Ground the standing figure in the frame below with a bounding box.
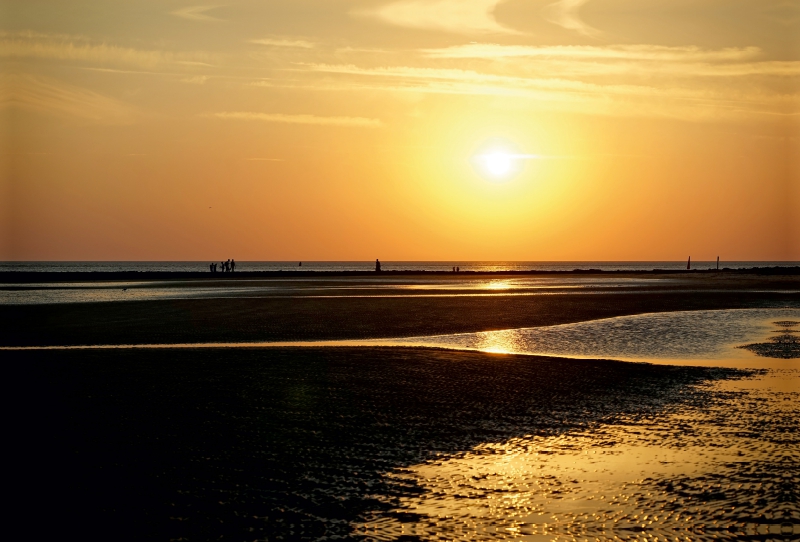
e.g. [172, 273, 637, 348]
[375, 259, 381, 272]
[231, 259, 236, 272]
[687, 257, 691, 270]
[221, 261, 226, 273]
[210, 263, 214, 273]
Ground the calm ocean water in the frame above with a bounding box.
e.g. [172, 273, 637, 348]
[1, 260, 797, 273]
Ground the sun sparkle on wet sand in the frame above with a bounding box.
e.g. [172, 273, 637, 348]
[4, 273, 800, 540]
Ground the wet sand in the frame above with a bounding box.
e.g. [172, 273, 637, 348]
[4, 273, 800, 347]
[6, 347, 760, 541]
[5, 273, 799, 540]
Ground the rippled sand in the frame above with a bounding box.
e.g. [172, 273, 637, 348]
[356, 370, 799, 540]
[6, 275, 800, 540]
[11, 347, 783, 541]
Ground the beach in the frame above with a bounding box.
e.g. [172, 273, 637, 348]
[4, 271, 800, 540]
[4, 272, 800, 347]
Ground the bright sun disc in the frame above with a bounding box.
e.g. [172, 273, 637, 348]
[484, 152, 512, 177]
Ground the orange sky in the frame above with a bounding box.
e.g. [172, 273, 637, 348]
[2, 0, 799, 260]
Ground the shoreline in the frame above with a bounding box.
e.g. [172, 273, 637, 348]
[2, 265, 800, 283]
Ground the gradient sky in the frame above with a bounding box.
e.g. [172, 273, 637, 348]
[2, 0, 799, 261]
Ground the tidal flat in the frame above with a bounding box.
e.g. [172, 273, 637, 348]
[4, 272, 800, 540]
[12, 347, 790, 541]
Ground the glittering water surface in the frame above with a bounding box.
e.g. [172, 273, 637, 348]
[355, 371, 799, 540]
[380, 308, 800, 368]
[0, 276, 670, 304]
[348, 310, 800, 540]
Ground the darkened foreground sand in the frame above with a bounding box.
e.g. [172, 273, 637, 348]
[5, 275, 800, 346]
[7, 347, 754, 541]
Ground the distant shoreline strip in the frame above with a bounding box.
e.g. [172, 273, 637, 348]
[1, 266, 799, 283]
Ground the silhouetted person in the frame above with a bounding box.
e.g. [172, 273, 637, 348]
[210, 263, 214, 273]
[456, 266, 459, 272]
[231, 259, 236, 272]
[375, 259, 381, 272]
[221, 261, 226, 273]
[299, 262, 302, 267]
[453, 266, 455, 272]
[687, 257, 691, 270]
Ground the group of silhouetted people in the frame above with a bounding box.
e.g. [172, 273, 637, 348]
[210, 259, 236, 273]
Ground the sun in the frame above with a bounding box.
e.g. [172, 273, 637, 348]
[485, 152, 514, 177]
[471, 139, 532, 182]
[473, 149, 522, 181]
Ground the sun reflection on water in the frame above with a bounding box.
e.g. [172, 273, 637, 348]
[385, 308, 800, 368]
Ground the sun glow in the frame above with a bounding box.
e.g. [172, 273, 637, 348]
[484, 152, 513, 177]
[472, 139, 537, 182]
[475, 149, 518, 181]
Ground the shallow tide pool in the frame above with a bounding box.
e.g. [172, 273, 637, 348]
[376, 308, 800, 369]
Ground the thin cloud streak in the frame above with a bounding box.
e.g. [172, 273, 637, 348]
[213, 111, 383, 127]
[2, 74, 135, 123]
[543, 0, 602, 38]
[355, 0, 520, 35]
[0, 34, 214, 68]
[421, 45, 800, 77]
[290, 63, 797, 119]
[170, 6, 223, 22]
[250, 38, 315, 48]
[300, 63, 693, 94]
[424, 44, 763, 61]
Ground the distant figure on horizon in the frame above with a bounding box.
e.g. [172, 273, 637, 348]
[210, 263, 214, 273]
[453, 267, 455, 272]
[299, 262, 302, 267]
[456, 266, 459, 272]
[221, 261, 226, 273]
[376, 259, 381, 272]
[717, 256, 720, 270]
[231, 259, 236, 272]
[687, 257, 691, 270]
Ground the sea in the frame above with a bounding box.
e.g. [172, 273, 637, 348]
[1, 260, 797, 273]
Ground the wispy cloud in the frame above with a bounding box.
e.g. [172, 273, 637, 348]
[300, 63, 666, 97]
[182, 75, 208, 84]
[212, 111, 383, 127]
[543, 0, 602, 38]
[419, 44, 800, 77]
[0, 32, 213, 68]
[424, 44, 762, 62]
[289, 62, 798, 120]
[249, 38, 315, 48]
[1, 74, 135, 123]
[355, 0, 520, 35]
[170, 5, 223, 22]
